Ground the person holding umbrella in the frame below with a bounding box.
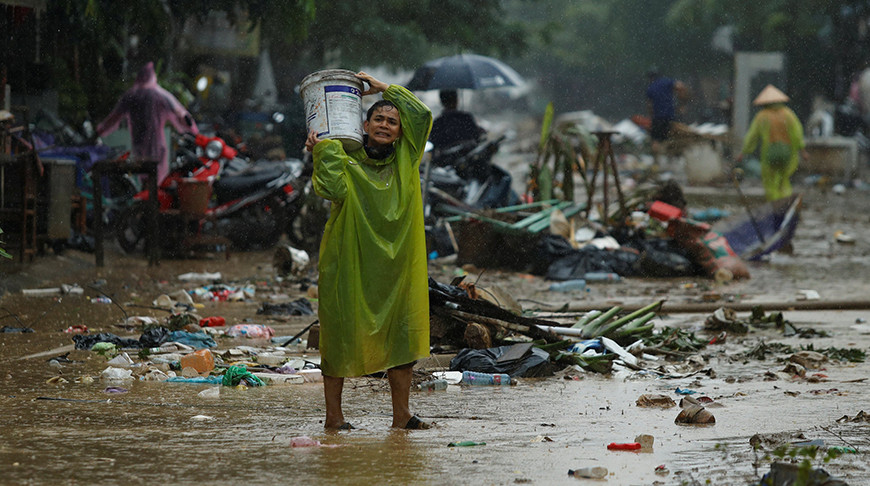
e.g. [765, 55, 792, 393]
[428, 89, 486, 149]
[736, 84, 808, 201]
[305, 72, 433, 430]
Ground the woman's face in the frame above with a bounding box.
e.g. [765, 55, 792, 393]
[364, 106, 401, 147]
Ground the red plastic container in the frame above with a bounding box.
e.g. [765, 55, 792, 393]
[648, 200, 683, 222]
[607, 442, 642, 451]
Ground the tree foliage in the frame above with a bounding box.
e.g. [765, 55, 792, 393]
[36, 0, 528, 123]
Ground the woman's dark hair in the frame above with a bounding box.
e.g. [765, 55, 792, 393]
[366, 100, 399, 121]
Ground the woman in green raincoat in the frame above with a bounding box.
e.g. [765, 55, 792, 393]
[736, 84, 808, 201]
[305, 72, 432, 430]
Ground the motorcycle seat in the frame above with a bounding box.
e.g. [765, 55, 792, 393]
[213, 169, 285, 203]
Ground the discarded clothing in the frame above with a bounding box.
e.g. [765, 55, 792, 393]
[166, 331, 216, 349]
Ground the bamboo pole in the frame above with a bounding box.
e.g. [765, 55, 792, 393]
[530, 299, 870, 315]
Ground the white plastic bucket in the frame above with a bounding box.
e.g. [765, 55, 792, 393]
[300, 69, 364, 151]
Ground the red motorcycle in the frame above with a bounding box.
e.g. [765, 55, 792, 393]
[116, 132, 306, 255]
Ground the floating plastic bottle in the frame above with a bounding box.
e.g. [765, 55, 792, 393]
[568, 466, 608, 479]
[548, 279, 586, 292]
[90, 296, 112, 304]
[418, 379, 449, 391]
[583, 272, 621, 283]
[461, 370, 511, 386]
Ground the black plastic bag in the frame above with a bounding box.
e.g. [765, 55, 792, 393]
[449, 344, 555, 377]
[546, 246, 639, 281]
[72, 333, 141, 350]
[257, 298, 314, 316]
[139, 327, 171, 348]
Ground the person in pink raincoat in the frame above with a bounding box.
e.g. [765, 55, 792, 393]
[96, 62, 198, 183]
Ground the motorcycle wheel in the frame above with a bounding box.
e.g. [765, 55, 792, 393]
[115, 201, 147, 254]
[222, 199, 284, 250]
[286, 187, 329, 254]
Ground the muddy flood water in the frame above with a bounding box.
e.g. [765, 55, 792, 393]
[2, 184, 870, 485]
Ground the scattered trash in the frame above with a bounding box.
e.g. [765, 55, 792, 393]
[568, 466, 607, 479]
[106, 352, 135, 368]
[635, 434, 654, 451]
[199, 316, 226, 327]
[448, 441, 486, 447]
[257, 299, 314, 316]
[252, 373, 305, 385]
[461, 370, 512, 386]
[675, 404, 715, 424]
[198, 387, 220, 399]
[1, 326, 34, 333]
[226, 324, 275, 339]
[833, 230, 855, 244]
[583, 272, 621, 283]
[178, 272, 222, 282]
[654, 464, 669, 476]
[180, 349, 215, 374]
[63, 325, 88, 334]
[704, 307, 748, 334]
[273, 245, 310, 277]
[166, 376, 223, 384]
[607, 442, 641, 451]
[222, 365, 266, 387]
[291, 436, 322, 447]
[101, 367, 133, 381]
[796, 289, 821, 301]
[418, 379, 449, 391]
[636, 394, 676, 408]
[755, 462, 848, 486]
[828, 446, 857, 454]
[836, 410, 870, 423]
[103, 386, 128, 394]
[548, 279, 586, 292]
[90, 297, 112, 304]
[22, 287, 63, 297]
[675, 387, 697, 395]
[190, 415, 215, 421]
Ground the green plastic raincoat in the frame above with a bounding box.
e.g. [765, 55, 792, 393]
[312, 85, 432, 377]
[740, 103, 805, 201]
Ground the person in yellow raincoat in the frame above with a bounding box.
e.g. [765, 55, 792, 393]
[736, 84, 808, 201]
[305, 72, 432, 430]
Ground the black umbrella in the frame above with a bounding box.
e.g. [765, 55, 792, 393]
[406, 54, 525, 91]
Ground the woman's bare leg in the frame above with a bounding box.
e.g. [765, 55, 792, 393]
[323, 375, 346, 428]
[387, 363, 414, 428]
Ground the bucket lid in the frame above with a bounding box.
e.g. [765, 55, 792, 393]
[300, 69, 361, 88]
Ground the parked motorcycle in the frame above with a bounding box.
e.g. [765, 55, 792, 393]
[115, 132, 306, 255]
[423, 135, 518, 219]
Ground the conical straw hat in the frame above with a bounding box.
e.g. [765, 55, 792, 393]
[753, 84, 789, 106]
